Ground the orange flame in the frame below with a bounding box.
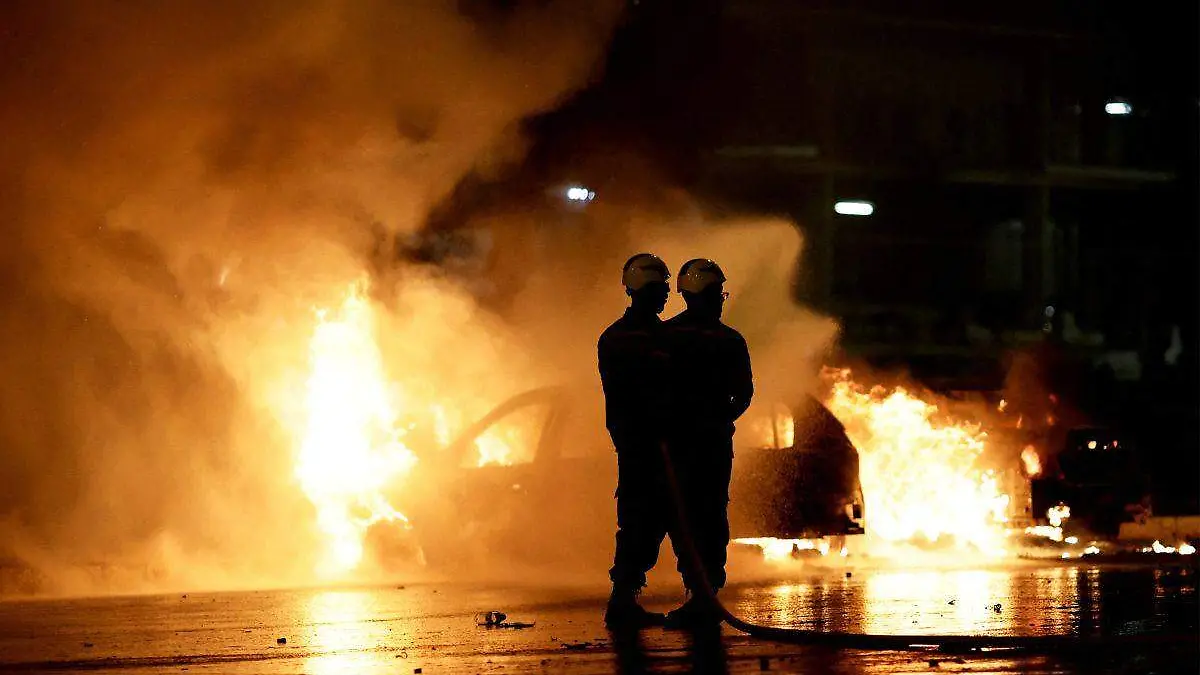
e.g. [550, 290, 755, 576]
[1021, 446, 1042, 477]
[734, 537, 831, 560]
[295, 279, 417, 576]
[1047, 504, 1070, 528]
[823, 368, 1010, 554]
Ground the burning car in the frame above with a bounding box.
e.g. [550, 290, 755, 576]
[388, 386, 866, 570]
[1030, 427, 1152, 537]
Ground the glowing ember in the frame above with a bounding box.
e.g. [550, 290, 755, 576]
[1020, 445, 1042, 477]
[1025, 525, 1064, 542]
[822, 368, 1010, 554]
[1047, 505, 1071, 528]
[997, 399, 1008, 412]
[734, 537, 829, 560]
[1082, 545, 1101, 555]
[1145, 540, 1193, 555]
[295, 279, 417, 576]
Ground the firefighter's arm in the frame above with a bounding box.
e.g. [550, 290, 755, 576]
[729, 335, 754, 421]
[598, 333, 627, 406]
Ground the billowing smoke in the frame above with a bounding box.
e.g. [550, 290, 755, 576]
[0, 0, 624, 595]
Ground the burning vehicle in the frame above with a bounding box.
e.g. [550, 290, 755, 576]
[1030, 427, 1152, 538]
[388, 386, 867, 571]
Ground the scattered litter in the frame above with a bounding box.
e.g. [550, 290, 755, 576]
[759, 655, 770, 670]
[477, 611, 508, 626]
[992, 603, 1002, 613]
[82, 642, 94, 648]
[276, 637, 287, 645]
[475, 610, 534, 629]
[562, 642, 592, 651]
[948, 599, 956, 605]
[181, 594, 187, 599]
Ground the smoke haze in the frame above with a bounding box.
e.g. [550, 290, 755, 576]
[0, 0, 624, 595]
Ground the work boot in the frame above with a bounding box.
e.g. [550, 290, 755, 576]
[664, 594, 721, 630]
[605, 589, 665, 629]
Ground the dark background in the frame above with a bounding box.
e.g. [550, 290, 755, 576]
[432, 0, 1199, 513]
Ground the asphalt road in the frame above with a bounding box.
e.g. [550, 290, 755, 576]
[0, 563, 1195, 673]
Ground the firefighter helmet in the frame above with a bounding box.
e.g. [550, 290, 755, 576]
[676, 258, 726, 294]
[621, 253, 671, 291]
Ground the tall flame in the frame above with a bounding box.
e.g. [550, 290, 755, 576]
[823, 368, 1010, 554]
[295, 279, 417, 577]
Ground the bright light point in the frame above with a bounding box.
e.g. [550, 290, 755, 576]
[565, 186, 595, 202]
[834, 200, 874, 216]
[1180, 543, 1196, 555]
[1105, 100, 1133, 116]
[1087, 440, 1097, 450]
[1047, 505, 1071, 528]
[1083, 545, 1101, 556]
[1065, 536, 1079, 545]
[1061, 552, 1071, 559]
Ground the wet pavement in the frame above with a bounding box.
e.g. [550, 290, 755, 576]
[0, 563, 1195, 673]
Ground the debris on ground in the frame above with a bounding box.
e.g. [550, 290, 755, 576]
[477, 611, 507, 626]
[845, 572, 853, 579]
[276, 637, 287, 645]
[562, 642, 592, 651]
[948, 599, 956, 605]
[82, 642, 94, 648]
[928, 659, 940, 667]
[414, 669, 422, 674]
[992, 603, 1002, 613]
[475, 610, 534, 629]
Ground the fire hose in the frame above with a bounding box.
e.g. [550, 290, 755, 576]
[655, 441, 1190, 653]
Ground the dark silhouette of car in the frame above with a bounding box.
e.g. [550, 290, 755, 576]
[380, 386, 865, 570]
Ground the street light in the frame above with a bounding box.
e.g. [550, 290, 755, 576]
[1104, 99, 1132, 116]
[565, 185, 595, 202]
[834, 200, 874, 216]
